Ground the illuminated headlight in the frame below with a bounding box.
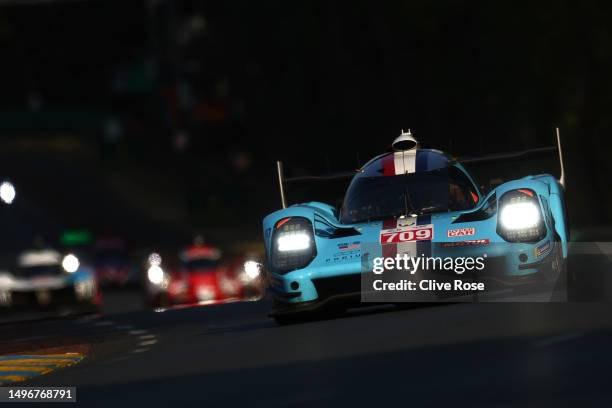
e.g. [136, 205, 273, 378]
[148, 252, 162, 266]
[147, 265, 166, 286]
[0, 181, 16, 205]
[243, 260, 261, 279]
[497, 189, 545, 243]
[271, 217, 316, 274]
[277, 232, 311, 252]
[500, 202, 540, 230]
[62, 254, 80, 273]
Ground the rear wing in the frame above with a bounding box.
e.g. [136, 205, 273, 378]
[458, 127, 565, 187]
[275, 128, 566, 208]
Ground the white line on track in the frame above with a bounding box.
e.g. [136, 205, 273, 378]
[139, 340, 157, 346]
[132, 348, 149, 354]
[139, 334, 156, 340]
[128, 330, 147, 335]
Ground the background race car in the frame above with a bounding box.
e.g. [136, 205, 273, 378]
[94, 236, 134, 287]
[263, 130, 568, 324]
[143, 241, 264, 308]
[0, 247, 100, 314]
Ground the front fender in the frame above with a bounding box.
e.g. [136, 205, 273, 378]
[263, 202, 338, 261]
[494, 174, 568, 258]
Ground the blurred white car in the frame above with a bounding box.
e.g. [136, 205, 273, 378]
[0, 248, 100, 313]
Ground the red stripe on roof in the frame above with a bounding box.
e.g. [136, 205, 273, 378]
[382, 153, 396, 176]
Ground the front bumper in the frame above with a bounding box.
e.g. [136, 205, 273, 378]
[269, 238, 558, 310]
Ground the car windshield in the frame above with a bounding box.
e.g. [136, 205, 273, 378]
[340, 166, 478, 224]
[182, 258, 220, 272]
[16, 264, 64, 278]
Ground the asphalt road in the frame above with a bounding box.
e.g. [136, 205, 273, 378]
[1, 242, 612, 407]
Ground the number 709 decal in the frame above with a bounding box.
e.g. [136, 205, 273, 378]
[380, 224, 434, 244]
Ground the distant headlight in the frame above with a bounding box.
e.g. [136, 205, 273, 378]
[500, 202, 540, 230]
[62, 254, 80, 273]
[243, 260, 261, 279]
[147, 265, 166, 286]
[148, 252, 162, 266]
[0, 181, 16, 205]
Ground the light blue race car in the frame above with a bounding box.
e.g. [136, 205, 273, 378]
[263, 130, 568, 324]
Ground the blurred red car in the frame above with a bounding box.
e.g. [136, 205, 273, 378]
[144, 243, 263, 307]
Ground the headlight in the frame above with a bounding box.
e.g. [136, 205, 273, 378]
[62, 254, 80, 273]
[271, 217, 316, 274]
[243, 260, 261, 279]
[148, 252, 162, 266]
[500, 202, 540, 230]
[277, 232, 311, 252]
[0, 181, 16, 204]
[147, 265, 166, 286]
[497, 189, 545, 242]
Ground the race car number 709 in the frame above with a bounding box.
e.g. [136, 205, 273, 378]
[380, 224, 434, 243]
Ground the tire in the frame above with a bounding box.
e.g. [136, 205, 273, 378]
[550, 236, 570, 301]
[550, 236, 568, 283]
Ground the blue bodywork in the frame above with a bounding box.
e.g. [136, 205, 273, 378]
[263, 150, 568, 311]
[68, 266, 97, 285]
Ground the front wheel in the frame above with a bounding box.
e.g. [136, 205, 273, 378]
[550, 237, 570, 301]
[551, 237, 570, 282]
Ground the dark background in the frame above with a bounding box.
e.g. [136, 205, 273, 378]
[0, 0, 610, 249]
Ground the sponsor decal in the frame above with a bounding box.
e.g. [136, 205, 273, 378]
[535, 241, 551, 257]
[380, 224, 433, 244]
[447, 227, 475, 238]
[440, 239, 490, 248]
[337, 242, 361, 251]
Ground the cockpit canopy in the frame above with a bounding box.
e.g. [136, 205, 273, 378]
[340, 149, 480, 224]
